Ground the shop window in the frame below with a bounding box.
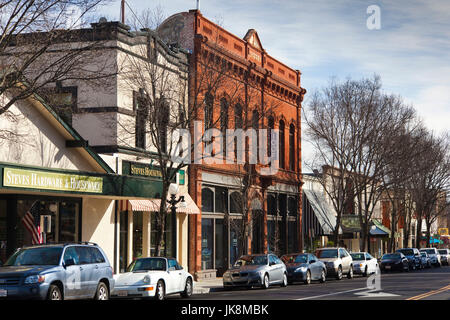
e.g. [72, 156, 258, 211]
[229, 218, 242, 266]
[133, 212, 143, 260]
[215, 219, 226, 274]
[0, 200, 6, 264]
[201, 218, 214, 270]
[119, 211, 128, 272]
[202, 188, 214, 213]
[267, 194, 277, 216]
[288, 197, 297, 216]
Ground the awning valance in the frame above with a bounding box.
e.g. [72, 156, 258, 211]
[370, 219, 390, 236]
[120, 192, 200, 214]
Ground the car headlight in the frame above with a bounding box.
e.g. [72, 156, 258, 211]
[359, 264, 364, 267]
[24, 275, 45, 284]
[296, 267, 308, 272]
[143, 275, 151, 284]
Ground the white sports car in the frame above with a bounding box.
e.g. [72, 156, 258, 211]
[111, 257, 194, 300]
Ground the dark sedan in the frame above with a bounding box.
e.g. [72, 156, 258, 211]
[281, 253, 326, 285]
[380, 253, 409, 272]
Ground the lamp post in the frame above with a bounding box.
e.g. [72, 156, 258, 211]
[167, 183, 186, 259]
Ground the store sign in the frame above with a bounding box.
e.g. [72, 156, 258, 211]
[122, 161, 178, 183]
[3, 167, 103, 193]
[438, 228, 449, 236]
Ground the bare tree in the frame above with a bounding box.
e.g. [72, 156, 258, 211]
[0, 0, 114, 136]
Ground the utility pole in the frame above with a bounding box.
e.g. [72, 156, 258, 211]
[196, 0, 200, 10]
[121, 0, 125, 24]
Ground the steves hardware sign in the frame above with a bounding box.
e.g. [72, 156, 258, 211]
[3, 167, 102, 193]
[122, 161, 178, 183]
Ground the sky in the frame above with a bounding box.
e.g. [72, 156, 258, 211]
[97, 0, 450, 170]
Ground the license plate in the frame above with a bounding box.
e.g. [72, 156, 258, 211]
[0, 289, 7, 297]
[117, 290, 128, 297]
[385, 265, 391, 270]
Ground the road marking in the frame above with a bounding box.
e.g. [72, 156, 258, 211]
[295, 287, 367, 300]
[405, 284, 450, 300]
[354, 290, 400, 298]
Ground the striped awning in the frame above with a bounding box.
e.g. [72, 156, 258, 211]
[119, 193, 200, 214]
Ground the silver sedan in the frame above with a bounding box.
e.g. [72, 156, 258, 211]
[223, 254, 288, 289]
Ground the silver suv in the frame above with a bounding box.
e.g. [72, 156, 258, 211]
[316, 247, 353, 280]
[0, 243, 114, 300]
[420, 248, 441, 267]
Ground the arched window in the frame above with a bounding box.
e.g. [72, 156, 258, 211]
[220, 98, 228, 158]
[289, 124, 295, 171]
[158, 98, 169, 154]
[230, 191, 242, 213]
[134, 89, 148, 149]
[279, 120, 285, 169]
[252, 109, 259, 161]
[267, 116, 274, 157]
[204, 92, 214, 130]
[233, 103, 243, 161]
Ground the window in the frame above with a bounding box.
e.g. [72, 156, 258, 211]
[134, 90, 148, 149]
[230, 192, 242, 213]
[204, 92, 214, 130]
[339, 249, 347, 258]
[89, 247, 105, 263]
[168, 258, 177, 270]
[267, 116, 274, 157]
[63, 247, 80, 265]
[289, 124, 295, 171]
[279, 120, 285, 169]
[214, 187, 228, 213]
[252, 110, 259, 161]
[76, 246, 94, 264]
[41, 85, 77, 125]
[157, 98, 169, 154]
[202, 188, 214, 213]
[220, 98, 228, 158]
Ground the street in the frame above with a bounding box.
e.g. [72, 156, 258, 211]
[189, 266, 450, 300]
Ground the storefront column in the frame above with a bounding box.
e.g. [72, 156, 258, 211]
[127, 210, 133, 265]
[142, 212, 151, 258]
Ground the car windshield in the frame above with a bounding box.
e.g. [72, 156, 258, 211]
[127, 258, 166, 272]
[316, 249, 338, 258]
[5, 247, 63, 266]
[234, 255, 267, 267]
[421, 253, 427, 257]
[438, 250, 447, 255]
[397, 249, 414, 256]
[281, 254, 308, 264]
[421, 249, 436, 255]
[382, 254, 400, 260]
[350, 253, 365, 261]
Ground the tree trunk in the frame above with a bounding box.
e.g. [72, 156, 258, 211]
[415, 216, 423, 248]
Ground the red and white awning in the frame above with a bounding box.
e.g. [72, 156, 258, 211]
[119, 193, 200, 214]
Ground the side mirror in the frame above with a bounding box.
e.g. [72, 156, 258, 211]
[269, 261, 275, 266]
[168, 267, 176, 272]
[310, 260, 316, 264]
[64, 258, 75, 268]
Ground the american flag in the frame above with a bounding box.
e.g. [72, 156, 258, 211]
[21, 201, 43, 244]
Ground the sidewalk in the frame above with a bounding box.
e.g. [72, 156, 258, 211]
[193, 277, 224, 294]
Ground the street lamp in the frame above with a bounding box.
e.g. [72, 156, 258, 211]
[167, 183, 186, 259]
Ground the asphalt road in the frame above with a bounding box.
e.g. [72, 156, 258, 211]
[190, 265, 450, 300]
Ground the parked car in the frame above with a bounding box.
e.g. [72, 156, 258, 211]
[111, 257, 193, 300]
[396, 248, 422, 270]
[0, 243, 114, 300]
[315, 247, 353, 280]
[420, 248, 441, 267]
[350, 252, 379, 276]
[380, 253, 409, 272]
[420, 252, 432, 268]
[437, 249, 450, 266]
[223, 254, 287, 289]
[281, 253, 326, 284]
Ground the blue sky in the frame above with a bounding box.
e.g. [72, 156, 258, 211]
[98, 0, 450, 167]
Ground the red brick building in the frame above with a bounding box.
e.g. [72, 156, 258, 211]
[158, 10, 306, 279]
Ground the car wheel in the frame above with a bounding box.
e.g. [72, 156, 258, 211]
[336, 266, 343, 280]
[181, 278, 193, 298]
[47, 284, 63, 301]
[281, 273, 288, 287]
[319, 269, 326, 283]
[94, 282, 109, 300]
[154, 280, 165, 300]
[347, 266, 353, 279]
[262, 273, 270, 289]
[304, 271, 311, 285]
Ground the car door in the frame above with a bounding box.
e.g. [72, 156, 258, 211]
[88, 247, 107, 293]
[75, 246, 95, 298]
[62, 246, 82, 299]
[308, 254, 318, 279]
[339, 249, 349, 273]
[268, 255, 281, 283]
[365, 253, 375, 273]
[167, 259, 183, 293]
